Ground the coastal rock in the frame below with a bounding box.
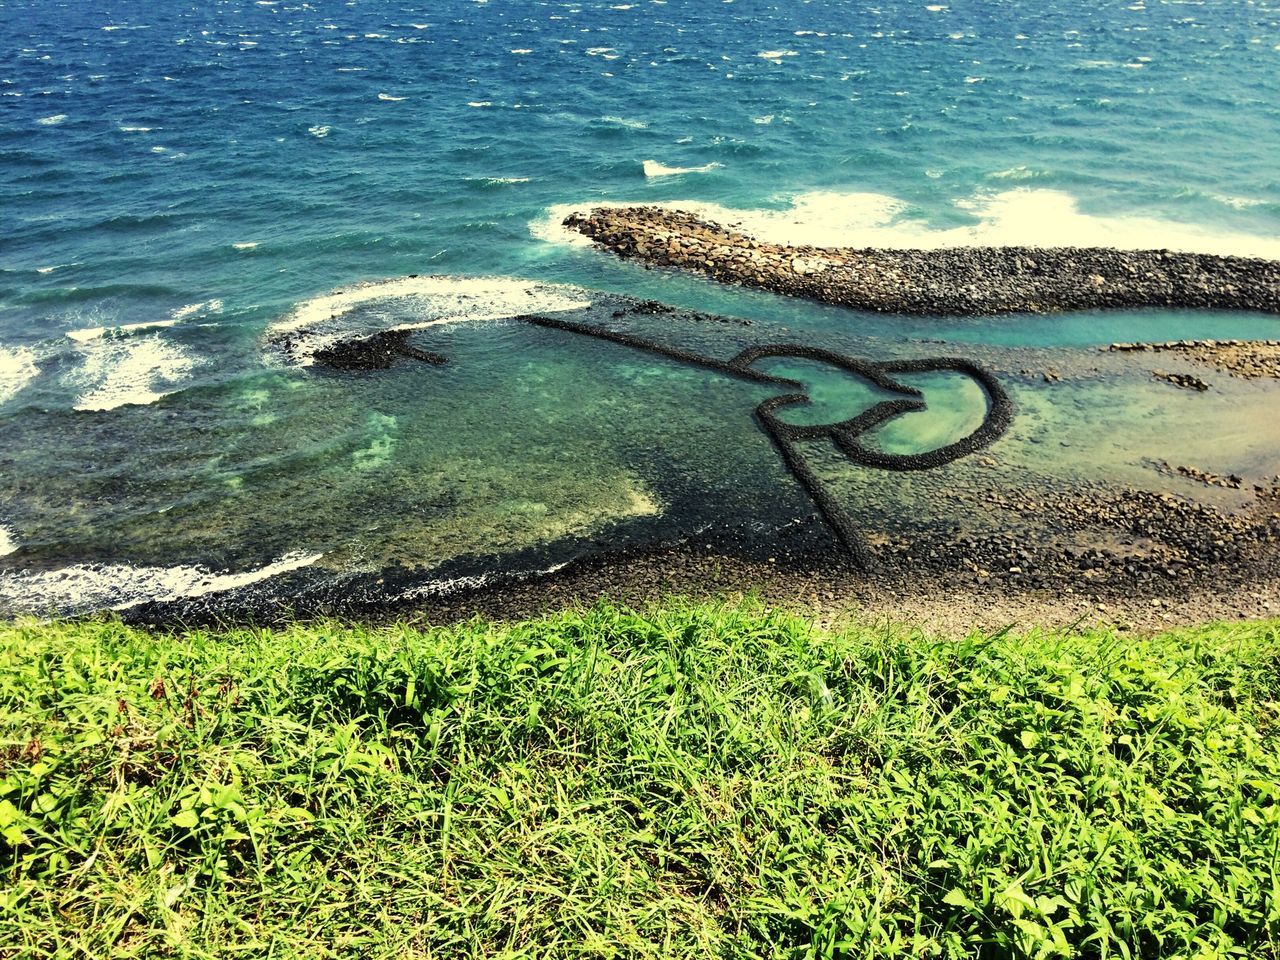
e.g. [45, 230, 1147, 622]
[563, 205, 1280, 316]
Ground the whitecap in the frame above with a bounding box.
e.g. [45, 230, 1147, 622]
[0, 346, 39, 405]
[308, 124, 330, 137]
[602, 114, 647, 128]
[586, 47, 616, 56]
[70, 334, 198, 411]
[467, 101, 492, 108]
[37, 114, 67, 125]
[232, 241, 259, 250]
[36, 266, 56, 274]
[377, 92, 405, 101]
[118, 124, 153, 132]
[268, 275, 592, 365]
[171, 298, 223, 320]
[510, 48, 533, 54]
[757, 50, 797, 61]
[467, 176, 530, 185]
[1209, 193, 1266, 211]
[537, 187, 1280, 259]
[753, 114, 775, 124]
[642, 159, 721, 177]
[65, 318, 181, 343]
[988, 165, 1045, 180]
[0, 551, 323, 614]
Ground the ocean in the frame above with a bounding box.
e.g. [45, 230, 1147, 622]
[2, 0, 1279, 614]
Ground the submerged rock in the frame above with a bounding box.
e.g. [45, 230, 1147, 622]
[310, 330, 447, 371]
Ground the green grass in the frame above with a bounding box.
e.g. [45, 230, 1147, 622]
[2, 602, 1280, 959]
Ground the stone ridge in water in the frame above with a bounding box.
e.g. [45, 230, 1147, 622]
[564, 206, 1280, 316]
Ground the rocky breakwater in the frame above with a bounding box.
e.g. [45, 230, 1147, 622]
[564, 206, 1280, 316]
[1109, 339, 1280, 380]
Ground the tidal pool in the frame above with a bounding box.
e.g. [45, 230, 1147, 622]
[1, 275, 1278, 616]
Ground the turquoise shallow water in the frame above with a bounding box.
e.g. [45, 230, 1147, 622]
[1, 0, 1279, 613]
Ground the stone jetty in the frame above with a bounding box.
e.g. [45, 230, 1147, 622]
[564, 205, 1280, 316]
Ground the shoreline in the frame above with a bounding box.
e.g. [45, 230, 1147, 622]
[564, 205, 1280, 315]
[112, 468, 1280, 632]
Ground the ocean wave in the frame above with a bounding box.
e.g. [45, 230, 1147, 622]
[65, 299, 219, 343]
[268, 275, 592, 365]
[70, 334, 199, 411]
[988, 165, 1049, 181]
[377, 92, 405, 101]
[466, 176, 531, 187]
[232, 241, 259, 250]
[601, 115, 647, 129]
[1208, 193, 1267, 211]
[537, 187, 1280, 259]
[308, 124, 330, 137]
[36, 114, 68, 126]
[171, 298, 224, 320]
[65, 318, 180, 343]
[642, 159, 721, 177]
[0, 346, 39, 405]
[0, 551, 322, 614]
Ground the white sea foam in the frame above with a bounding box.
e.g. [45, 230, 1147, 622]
[308, 124, 330, 137]
[536, 187, 1280, 259]
[757, 49, 797, 61]
[0, 346, 39, 405]
[0, 525, 16, 557]
[65, 298, 219, 343]
[232, 241, 259, 250]
[0, 551, 322, 613]
[377, 92, 405, 101]
[510, 48, 533, 54]
[37, 114, 67, 125]
[1209, 193, 1266, 211]
[118, 124, 153, 132]
[602, 114, 647, 128]
[70, 334, 198, 411]
[467, 101, 492, 108]
[468, 176, 530, 185]
[269, 275, 592, 365]
[642, 159, 721, 177]
[65, 318, 181, 343]
[36, 266, 56, 274]
[171, 298, 223, 320]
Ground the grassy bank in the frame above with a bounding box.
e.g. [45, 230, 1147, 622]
[2, 603, 1279, 959]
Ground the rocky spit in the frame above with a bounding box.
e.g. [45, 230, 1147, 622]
[564, 206, 1280, 315]
[1109, 339, 1280, 380]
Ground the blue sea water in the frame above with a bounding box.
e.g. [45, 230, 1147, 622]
[1, 0, 1279, 613]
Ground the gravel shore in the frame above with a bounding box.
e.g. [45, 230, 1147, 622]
[565, 205, 1280, 315]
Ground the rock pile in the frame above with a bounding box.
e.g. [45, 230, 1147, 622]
[565, 205, 1280, 315]
[1109, 340, 1280, 379]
